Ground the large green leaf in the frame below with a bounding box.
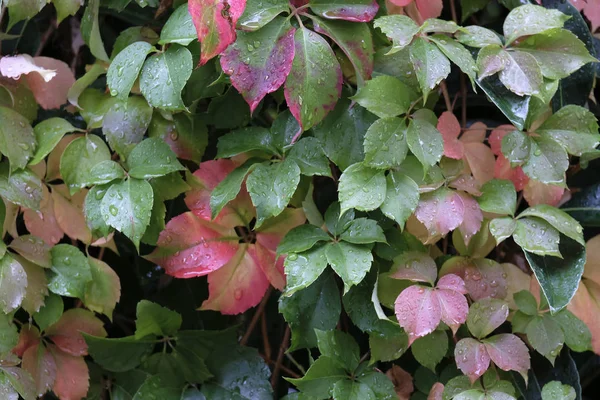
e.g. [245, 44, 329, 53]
[338, 162, 386, 215]
[409, 37, 450, 102]
[286, 356, 346, 398]
[127, 138, 184, 179]
[48, 244, 92, 298]
[373, 15, 419, 54]
[0, 107, 36, 171]
[159, 4, 196, 45]
[326, 241, 372, 294]
[430, 35, 477, 84]
[351, 76, 413, 118]
[477, 75, 530, 131]
[84, 335, 155, 372]
[30, 118, 82, 166]
[518, 204, 584, 246]
[107, 41, 155, 100]
[477, 179, 517, 216]
[503, 4, 569, 45]
[286, 137, 331, 177]
[522, 136, 569, 185]
[6, 0, 46, 30]
[513, 217, 561, 257]
[0, 254, 27, 314]
[284, 244, 329, 296]
[536, 105, 600, 156]
[315, 329, 360, 372]
[411, 331, 448, 372]
[363, 117, 408, 169]
[0, 163, 43, 210]
[60, 134, 112, 195]
[277, 225, 332, 256]
[135, 300, 182, 339]
[380, 171, 419, 228]
[238, 0, 289, 31]
[103, 96, 153, 159]
[406, 118, 444, 172]
[210, 162, 256, 220]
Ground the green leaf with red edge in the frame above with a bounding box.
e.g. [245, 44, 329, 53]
[312, 16, 374, 87]
[188, 0, 247, 65]
[309, 0, 378, 22]
[221, 16, 295, 113]
[284, 26, 342, 135]
[49, 345, 90, 400]
[45, 309, 107, 356]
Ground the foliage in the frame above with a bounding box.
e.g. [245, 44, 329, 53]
[0, 0, 600, 399]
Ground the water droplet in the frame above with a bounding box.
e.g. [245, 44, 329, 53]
[109, 205, 119, 216]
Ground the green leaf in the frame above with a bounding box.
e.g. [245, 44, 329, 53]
[0, 254, 27, 313]
[140, 195, 166, 246]
[100, 178, 153, 250]
[139, 45, 193, 111]
[518, 205, 584, 246]
[284, 244, 330, 296]
[277, 225, 331, 255]
[111, 27, 159, 59]
[477, 180, 517, 216]
[332, 380, 375, 400]
[148, 112, 208, 164]
[380, 172, 419, 228]
[238, 0, 289, 31]
[524, 235, 585, 313]
[406, 118, 444, 172]
[135, 300, 182, 339]
[84, 257, 121, 319]
[338, 163, 386, 215]
[326, 241, 372, 293]
[103, 97, 153, 159]
[81, 0, 109, 61]
[410, 37, 450, 102]
[499, 50, 543, 97]
[419, 18, 461, 34]
[541, 381, 576, 400]
[285, 356, 347, 398]
[357, 371, 398, 400]
[280, 271, 341, 351]
[84, 184, 114, 239]
[412, 331, 448, 372]
[536, 105, 600, 156]
[216, 127, 278, 158]
[526, 315, 564, 364]
[132, 375, 184, 400]
[313, 98, 377, 171]
[107, 41, 155, 100]
[48, 244, 92, 298]
[315, 329, 360, 372]
[33, 293, 63, 332]
[467, 298, 509, 339]
[456, 26, 503, 48]
[127, 138, 185, 179]
[0, 163, 42, 210]
[287, 137, 331, 177]
[246, 159, 301, 227]
[363, 118, 408, 169]
[522, 136, 569, 185]
[374, 15, 419, 54]
[503, 4, 569, 45]
[477, 74, 530, 131]
[60, 134, 112, 195]
[53, 0, 81, 23]
[89, 160, 126, 185]
[67, 65, 107, 109]
[0, 312, 18, 353]
[561, 182, 600, 226]
[514, 290, 539, 316]
[351, 76, 413, 118]
[6, 0, 45, 30]
[84, 334, 155, 372]
[369, 325, 409, 363]
[460, 0, 490, 22]
[340, 218, 386, 244]
[0, 107, 36, 171]
[513, 217, 561, 257]
[206, 88, 251, 130]
[552, 310, 591, 352]
[159, 4, 196, 45]
[210, 162, 256, 220]
[501, 130, 531, 166]
[430, 35, 477, 84]
[30, 118, 82, 166]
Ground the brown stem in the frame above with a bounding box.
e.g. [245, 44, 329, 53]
[261, 312, 272, 361]
[35, 20, 56, 57]
[460, 74, 468, 128]
[241, 287, 273, 346]
[449, 0, 459, 23]
[440, 81, 453, 112]
[271, 325, 291, 388]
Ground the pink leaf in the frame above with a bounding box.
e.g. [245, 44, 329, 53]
[437, 111, 464, 159]
[581, 0, 600, 32]
[455, 338, 491, 383]
[494, 155, 529, 191]
[188, 0, 247, 65]
[0, 54, 57, 81]
[221, 20, 295, 112]
[25, 57, 75, 110]
[437, 274, 468, 294]
[522, 180, 565, 207]
[460, 122, 487, 144]
[23, 185, 64, 246]
[22, 343, 57, 397]
[395, 285, 441, 345]
[415, 0, 443, 19]
[436, 276, 469, 334]
[463, 142, 495, 185]
[489, 125, 517, 156]
[45, 309, 107, 356]
[457, 193, 483, 246]
[570, 0, 585, 11]
[415, 188, 465, 237]
[50, 345, 89, 400]
[388, 0, 413, 6]
[13, 325, 40, 357]
[449, 175, 482, 196]
[249, 242, 285, 291]
[442, 258, 508, 301]
[201, 244, 270, 314]
[145, 212, 239, 278]
[483, 333, 531, 379]
[427, 382, 445, 400]
[52, 189, 92, 244]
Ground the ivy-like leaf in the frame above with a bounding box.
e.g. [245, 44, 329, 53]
[326, 241, 373, 293]
[107, 41, 155, 100]
[159, 4, 197, 45]
[0, 107, 36, 171]
[60, 134, 112, 195]
[81, 0, 109, 61]
[351, 76, 413, 118]
[406, 118, 444, 172]
[410, 37, 450, 102]
[127, 138, 185, 179]
[374, 15, 420, 54]
[338, 162, 386, 215]
[48, 244, 92, 298]
[381, 171, 419, 229]
[503, 4, 569, 45]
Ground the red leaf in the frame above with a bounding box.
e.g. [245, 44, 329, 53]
[395, 285, 441, 345]
[250, 242, 285, 290]
[389, 0, 413, 6]
[415, 188, 465, 237]
[489, 125, 515, 156]
[189, 0, 247, 65]
[441, 258, 508, 301]
[523, 180, 565, 207]
[52, 189, 92, 244]
[25, 57, 75, 110]
[437, 111, 464, 159]
[415, 0, 443, 19]
[22, 343, 57, 397]
[494, 155, 529, 191]
[12, 325, 40, 357]
[427, 382, 445, 400]
[50, 345, 89, 400]
[457, 193, 483, 245]
[146, 212, 239, 278]
[455, 338, 490, 383]
[437, 274, 468, 294]
[221, 19, 295, 112]
[201, 244, 270, 314]
[483, 333, 530, 379]
[45, 309, 107, 356]
[23, 185, 64, 246]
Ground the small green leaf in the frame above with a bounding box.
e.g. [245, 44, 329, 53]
[285, 356, 347, 398]
[467, 298, 509, 339]
[406, 118, 444, 172]
[81, 0, 109, 61]
[216, 127, 278, 158]
[456, 26, 503, 48]
[107, 42, 155, 100]
[326, 241, 372, 293]
[0, 163, 43, 210]
[374, 15, 419, 54]
[501, 130, 531, 166]
[100, 178, 154, 250]
[48, 244, 92, 298]
[84, 184, 114, 239]
[552, 310, 591, 352]
[460, 0, 491, 22]
[518, 204, 584, 246]
[60, 134, 112, 195]
[89, 160, 126, 185]
[33, 293, 63, 332]
[499, 50, 543, 97]
[412, 331, 448, 372]
[0, 312, 18, 353]
[541, 381, 576, 400]
[503, 4, 569, 45]
[430, 35, 477, 84]
[0, 107, 36, 171]
[522, 136, 569, 185]
[135, 300, 182, 339]
[6, 0, 45, 30]
[246, 159, 301, 227]
[514, 290, 538, 316]
[315, 329, 360, 372]
[381, 172, 419, 229]
[477, 180, 517, 216]
[278, 225, 331, 255]
[286, 137, 331, 177]
[477, 74, 530, 131]
[513, 217, 561, 257]
[363, 117, 408, 169]
[410, 37, 451, 102]
[238, 0, 289, 31]
[284, 244, 329, 296]
[210, 162, 256, 220]
[0, 254, 27, 313]
[338, 163, 386, 216]
[340, 218, 386, 244]
[53, 0, 81, 23]
[536, 105, 600, 156]
[84, 334, 154, 372]
[351, 76, 414, 118]
[127, 138, 185, 179]
[526, 315, 564, 364]
[84, 257, 121, 319]
[103, 96, 153, 159]
[324, 202, 355, 237]
[159, 4, 196, 45]
[419, 18, 461, 34]
[30, 118, 82, 166]
[67, 65, 107, 109]
[139, 45, 193, 111]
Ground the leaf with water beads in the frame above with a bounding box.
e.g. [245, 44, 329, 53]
[48, 244, 92, 298]
[107, 41, 155, 101]
[0, 163, 43, 211]
[60, 135, 112, 196]
[467, 298, 509, 339]
[455, 338, 491, 383]
[503, 4, 570, 45]
[389, 251, 437, 285]
[338, 162, 386, 216]
[0, 254, 27, 314]
[440, 257, 509, 301]
[0, 107, 36, 171]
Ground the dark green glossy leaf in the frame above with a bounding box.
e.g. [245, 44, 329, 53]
[127, 138, 185, 179]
